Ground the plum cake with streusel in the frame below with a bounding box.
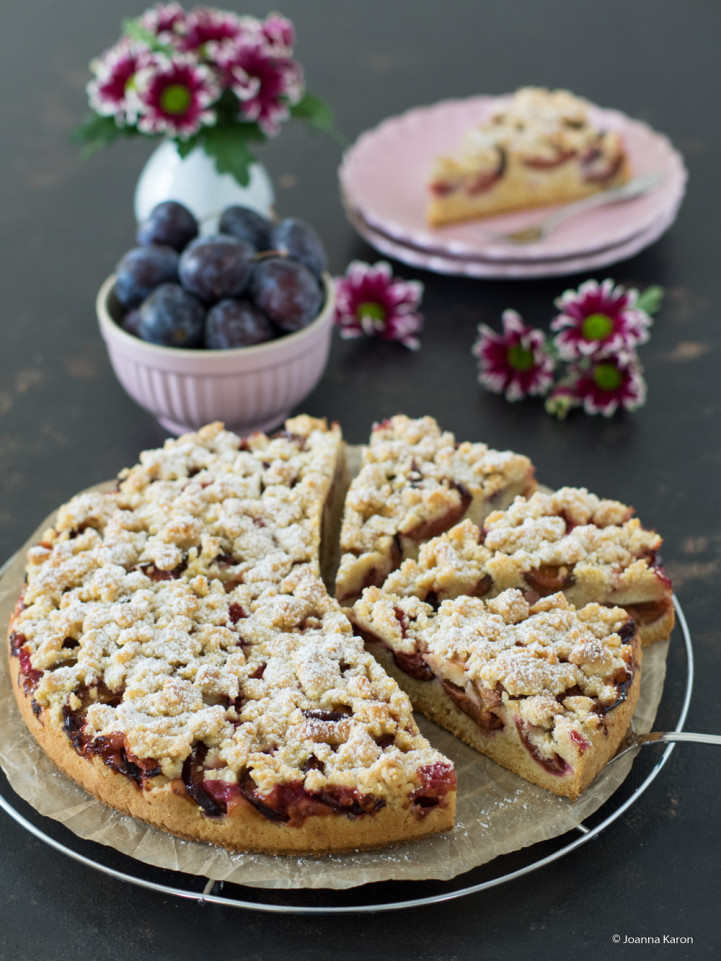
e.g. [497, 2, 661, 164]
[334, 415, 536, 605]
[427, 87, 631, 227]
[7, 419, 456, 853]
[365, 487, 674, 647]
[352, 587, 641, 799]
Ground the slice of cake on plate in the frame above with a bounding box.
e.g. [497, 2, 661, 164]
[334, 415, 536, 604]
[352, 587, 641, 799]
[364, 487, 674, 646]
[427, 87, 631, 227]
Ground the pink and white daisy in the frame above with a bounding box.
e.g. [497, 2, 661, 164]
[569, 351, 647, 417]
[178, 7, 246, 57]
[139, 3, 187, 41]
[87, 40, 152, 123]
[551, 278, 653, 361]
[473, 309, 555, 401]
[135, 54, 219, 139]
[259, 13, 296, 54]
[217, 40, 303, 136]
[334, 261, 424, 350]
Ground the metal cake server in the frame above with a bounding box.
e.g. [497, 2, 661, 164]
[608, 729, 721, 766]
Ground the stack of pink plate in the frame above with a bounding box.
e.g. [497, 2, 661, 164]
[339, 96, 687, 279]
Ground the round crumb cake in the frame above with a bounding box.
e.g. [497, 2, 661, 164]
[7, 419, 455, 854]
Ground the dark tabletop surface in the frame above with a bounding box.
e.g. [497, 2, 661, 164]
[1, 1, 719, 958]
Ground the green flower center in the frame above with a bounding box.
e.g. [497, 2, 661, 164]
[356, 301, 386, 323]
[160, 84, 192, 115]
[593, 362, 623, 391]
[581, 312, 614, 341]
[507, 344, 534, 371]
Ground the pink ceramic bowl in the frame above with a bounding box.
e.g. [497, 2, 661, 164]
[97, 273, 335, 436]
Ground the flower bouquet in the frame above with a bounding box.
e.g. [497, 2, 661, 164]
[74, 4, 336, 187]
[473, 279, 664, 418]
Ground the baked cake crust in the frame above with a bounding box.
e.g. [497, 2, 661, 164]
[7, 419, 455, 854]
[335, 415, 536, 604]
[372, 488, 674, 646]
[352, 588, 641, 799]
[427, 87, 631, 227]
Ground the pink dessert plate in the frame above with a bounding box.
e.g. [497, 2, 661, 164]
[339, 95, 687, 263]
[345, 197, 681, 279]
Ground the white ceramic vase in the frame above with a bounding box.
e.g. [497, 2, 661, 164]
[133, 139, 275, 233]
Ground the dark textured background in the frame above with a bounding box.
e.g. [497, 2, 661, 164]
[0, 1, 718, 958]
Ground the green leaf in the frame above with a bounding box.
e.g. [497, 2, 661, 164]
[174, 136, 201, 160]
[70, 113, 138, 157]
[635, 285, 664, 315]
[122, 17, 174, 54]
[290, 92, 346, 145]
[195, 124, 265, 187]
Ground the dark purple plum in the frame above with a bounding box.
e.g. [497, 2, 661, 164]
[250, 258, 323, 333]
[138, 283, 206, 348]
[179, 235, 255, 302]
[120, 309, 142, 338]
[114, 246, 179, 308]
[271, 218, 328, 278]
[205, 299, 275, 349]
[219, 205, 273, 251]
[136, 201, 199, 251]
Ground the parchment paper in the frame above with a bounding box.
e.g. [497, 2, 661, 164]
[0, 462, 668, 891]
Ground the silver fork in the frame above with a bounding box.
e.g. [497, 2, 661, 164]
[477, 171, 664, 245]
[608, 729, 721, 766]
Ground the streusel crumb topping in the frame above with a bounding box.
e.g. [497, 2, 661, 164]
[378, 488, 667, 604]
[336, 415, 534, 599]
[13, 420, 451, 803]
[352, 587, 637, 731]
[431, 87, 624, 180]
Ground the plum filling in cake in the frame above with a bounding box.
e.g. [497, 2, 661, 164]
[623, 597, 672, 626]
[441, 680, 505, 732]
[522, 565, 576, 598]
[393, 649, 435, 681]
[514, 719, 572, 777]
[410, 761, 457, 812]
[11, 636, 42, 696]
[188, 764, 388, 825]
[61, 688, 162, 789]
[581, 148, 625, 183]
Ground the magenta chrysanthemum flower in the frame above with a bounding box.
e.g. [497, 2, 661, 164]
[139, 3, 187, 40]
[473, 310, 555, 402]
[259, 13, 296, 53]
[551, 278, 652, 361]
[217, 40, 303, 136]
[87, 41, 152, 122]
[135, 54, 219, 138]
[179, 7, 246, 55]
[334, 261, 424, 350]
[569, 352, 647, 416]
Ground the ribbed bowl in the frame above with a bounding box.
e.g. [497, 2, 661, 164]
[97, 273, 335, 436]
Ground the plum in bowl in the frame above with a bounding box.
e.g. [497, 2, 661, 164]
[97, 272, 335, 436]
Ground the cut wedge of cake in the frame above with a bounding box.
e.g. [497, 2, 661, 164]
[352, 587, 641, 799]
[364, 487, 674, 646]
[335, 415, 536, 604]
[427, 87, 631, 227]
[8, 420, 455, 854]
